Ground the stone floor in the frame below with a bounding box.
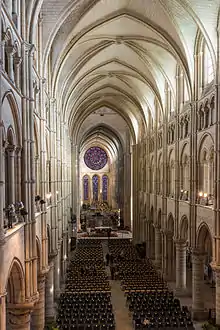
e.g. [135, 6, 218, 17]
[102, 240, 133, 330]
[110, 279, 133, 330]
[101, 242, 213, 329]
[167, 270, 215, 329]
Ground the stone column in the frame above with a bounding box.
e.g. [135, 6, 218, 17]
[0, 292, 6, 330]
[150, 224, 155, 260]
[45, 260, 55, 323]
[175, 239, 188, 295]
[7, 145, 15, 204]
[192, 250, 206, 320]
[7, 305, 31, 330]
[215, 268, 220, 325]
[5, 0, 12, 15]
[54, 248, 61, 299]
[132, 144, 139, 241]
[145, 220, 150, 257]
[165, 231, 174, 280]
[31, 275, 46, 330]
[14, 56, 22, 89]
[211, 264, 220, 325]
[15, 147, 22, 202]
[62, 233, 68, 275]
[0, 127, 5, 241]
[5, 45, 15, 82]
[161, 230, 165, 273]
[71, 144, 79, 229]
[154, 225, 162, 268]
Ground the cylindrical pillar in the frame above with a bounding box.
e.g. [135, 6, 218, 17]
[45, 261, 55, 323]
[5, 0, 12, 15]
[5, 45, 15, 82]
[31, 275, 46, 330]
[0, 292, 6, 330]
[7, 146, 15, 204]
[7, 306, 31, 330]
[54, 249, 61, 298]
[161, 230, 165, 272]
[215, 269, 220, 325]
[150, 225, 155, 260]
[175, 239, 187, 295]
[192, 250, 206, 320]
[154, 226, 162, 268]
[14, 56, 22, 89]
[165, 231, 174, 280]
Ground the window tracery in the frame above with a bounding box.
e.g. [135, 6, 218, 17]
[102, 175, 108, 201]
[84, 146, 107, 170]
[83, 175, 89, 201]
[92, 175, 99, 201]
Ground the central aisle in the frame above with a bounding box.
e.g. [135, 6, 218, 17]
[110, 279, 133, 330]
[102, 240, 133, 330]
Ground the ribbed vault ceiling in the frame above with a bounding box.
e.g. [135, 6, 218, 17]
[28, 0, 220, 145]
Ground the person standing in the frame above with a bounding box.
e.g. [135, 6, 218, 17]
[110, 265, 115, 280]
[106, 253, 110, 266]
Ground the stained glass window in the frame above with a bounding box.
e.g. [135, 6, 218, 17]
[83, 175, 89, 200]
[102, 175, 108, 201]
[92, 175, 99, 201]
[84, 146, 107, 170]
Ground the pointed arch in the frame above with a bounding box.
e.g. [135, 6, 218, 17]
[6, 258, 25, 304]
[196, 222, 212, 253]
[83, 174, 89, 201]
[2, 91, 22, 147]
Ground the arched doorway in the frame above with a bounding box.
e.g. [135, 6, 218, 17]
[6, 259, 29, 329]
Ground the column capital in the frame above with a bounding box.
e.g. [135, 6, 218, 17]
[7, 301, 35, 312]
[23, 42, 36, 56]
[49, 250, 58, 262]
[14, 56, 22, 67]
[6, 144, 16, 153]
[192, 248, 206, 263]
[5, 45, 16, 56]
[15, 145, 22, 154]
[154, 222, 161, 229]
[164, 229, 173, 239]
[210, 262, 220, 274]
[174, 238, 187, 246]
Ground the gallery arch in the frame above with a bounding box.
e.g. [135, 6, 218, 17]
[6, 259, 29, 330]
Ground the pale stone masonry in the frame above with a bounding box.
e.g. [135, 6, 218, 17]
[0, 0, 220, 328]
